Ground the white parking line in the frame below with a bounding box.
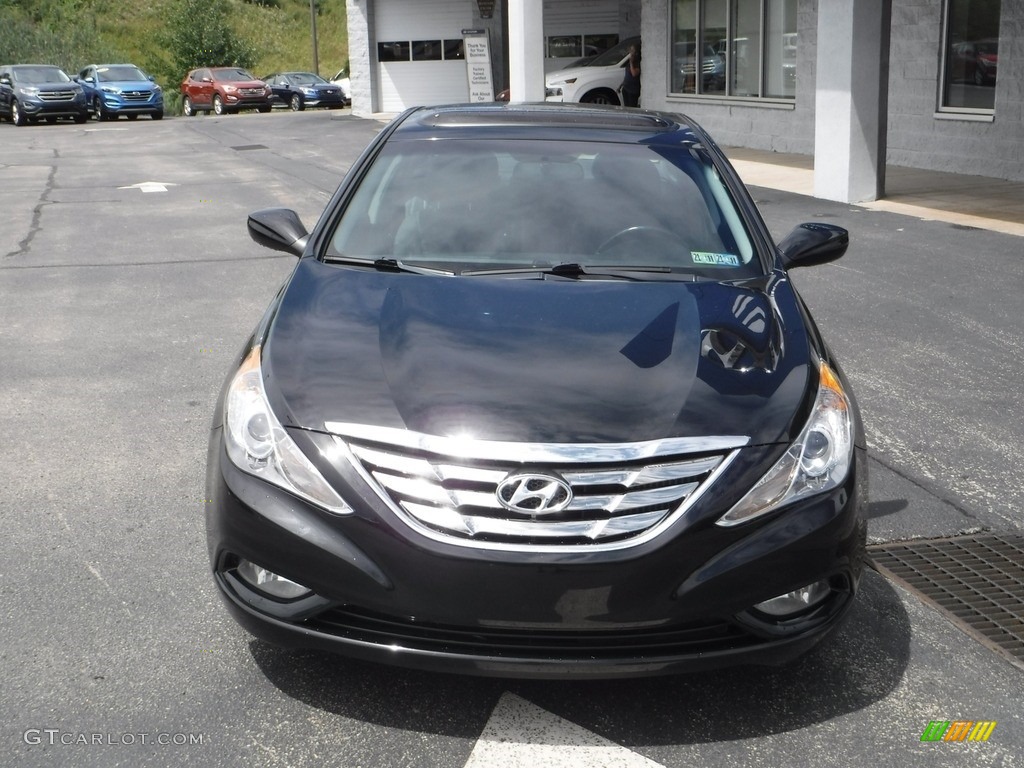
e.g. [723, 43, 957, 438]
[464, 693, 666, 768]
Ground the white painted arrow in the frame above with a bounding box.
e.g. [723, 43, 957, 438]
[118, 181, 177, 193]
[464, 693, 666, 768]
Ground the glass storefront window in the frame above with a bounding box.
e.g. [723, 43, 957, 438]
[942, 0, 1000, 112]
[671, 0, 796, 100]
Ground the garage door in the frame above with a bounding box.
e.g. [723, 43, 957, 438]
[376, 0, 473, 112]
[543, 0, 620, 71]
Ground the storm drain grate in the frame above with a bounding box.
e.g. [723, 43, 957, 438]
[868, 533, 1024, 670]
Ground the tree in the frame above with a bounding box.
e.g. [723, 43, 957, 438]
[165, 0, 257, 73]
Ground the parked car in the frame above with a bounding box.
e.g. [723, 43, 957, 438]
[674, 42, 726, 92]
[0, 64, 89, 125]
[75, 63, 163, 121]
[950, 38, 998, 85]
[263, 72, 346, 111]
[180, 67, 272, 116]
[545, 36, 639, 105]
[329, 68, 351, 105]
[206, 102, 867, 679]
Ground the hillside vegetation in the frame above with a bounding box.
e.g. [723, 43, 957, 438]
[0, 0, 348, 105]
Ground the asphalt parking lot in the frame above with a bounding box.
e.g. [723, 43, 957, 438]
[1, 110, 1022, 767]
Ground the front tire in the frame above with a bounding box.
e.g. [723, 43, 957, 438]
[74, 113, 87, 124]
[213, 94, 225, 116]
[182, 96, 195, 117]
[580, 89, 620, 106]
[94, 97, 108, 121]
[290, 94, 303, 111]
[12, 100, 27, 126]
[152, 110, 163, 120]
[126, 114, 138, 121]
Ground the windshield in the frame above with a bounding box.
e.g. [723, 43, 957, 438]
[587, 37, 639, 67]
[13, 66, 70, 84]
[97, 66, 148, 82]
[288, 73, 328, 85]
[213, 68, 256, 81]
[328, 139, 760, 278]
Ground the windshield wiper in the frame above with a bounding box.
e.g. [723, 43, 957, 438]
[321, 255, 453, 276]
[461, 263, 689, 281]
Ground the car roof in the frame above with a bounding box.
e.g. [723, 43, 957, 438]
[390, 102, 704, 145]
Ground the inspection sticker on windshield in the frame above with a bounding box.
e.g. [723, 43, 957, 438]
[692, 251, 740, 267]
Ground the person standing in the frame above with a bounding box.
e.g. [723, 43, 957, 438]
[621, 43, 641, 107]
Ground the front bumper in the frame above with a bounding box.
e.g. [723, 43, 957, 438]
[19, 95, 88, 118]
[99, 93, 164, 115]
[223, 93, 271, 109]
[206, 429, 867, 679]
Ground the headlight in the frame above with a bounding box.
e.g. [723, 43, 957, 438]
[18, 86, 40, 96]
[717, 361, 853, 526]
[224, 345, 352, 514]
[301, 87, 317, 95]
[223, 85, 238, 93]
[101, 86, 118, 93]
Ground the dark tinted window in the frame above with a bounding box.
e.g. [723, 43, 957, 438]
[96, 66, 148, 82]
[378, 42, 411, 62]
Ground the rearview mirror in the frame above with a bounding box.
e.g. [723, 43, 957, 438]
[248, 208, 309, 257]
[777, 223, 849, 268]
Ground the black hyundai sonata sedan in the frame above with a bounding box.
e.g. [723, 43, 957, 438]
[206, 102, 867, 679]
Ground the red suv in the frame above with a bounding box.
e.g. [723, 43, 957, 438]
[180, 67, 272, 116]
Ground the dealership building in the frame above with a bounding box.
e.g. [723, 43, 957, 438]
[345, 0, 1021, 202]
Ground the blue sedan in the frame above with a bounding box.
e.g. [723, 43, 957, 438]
[263, 72, 347, 111]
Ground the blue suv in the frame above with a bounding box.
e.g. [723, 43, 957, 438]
[0, 64, 89, 125]
[76, 64, 164, 121]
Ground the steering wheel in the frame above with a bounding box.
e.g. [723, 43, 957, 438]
[593, 226, 689, 264]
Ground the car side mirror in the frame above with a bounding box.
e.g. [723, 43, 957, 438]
[248, 208, 309, 257]
[1, 75, 12, 86]
[777, 223, 849, 268]
[202, 76, 213, 83]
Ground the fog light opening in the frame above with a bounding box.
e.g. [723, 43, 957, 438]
[236, 559, 312, 600]
[753, 579, 832, 618]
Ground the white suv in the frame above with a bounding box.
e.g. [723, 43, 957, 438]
[545, 37, 639, 105]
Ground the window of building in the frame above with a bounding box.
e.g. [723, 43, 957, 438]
[378, 40, 466, 63]
[412, 41, 443, 61]
[671, 0, 796, 100]
[940, 0, 1000, 113]
[546, 34, 618, 61]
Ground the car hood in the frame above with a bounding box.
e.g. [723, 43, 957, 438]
[263, 259, 813, 445]
[221, 80, 265, 88]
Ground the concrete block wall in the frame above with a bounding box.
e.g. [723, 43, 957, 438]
[640, 0, 817, 155]
[347, 0, 376, 117]
[886, 0, 1024, 181]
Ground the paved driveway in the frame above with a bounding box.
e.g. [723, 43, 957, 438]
[1, 112, 1021, 767]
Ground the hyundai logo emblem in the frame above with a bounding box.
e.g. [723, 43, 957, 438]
[496, 473, 572, 514]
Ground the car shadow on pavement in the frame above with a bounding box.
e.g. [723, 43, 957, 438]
[250, 569, 909, 745]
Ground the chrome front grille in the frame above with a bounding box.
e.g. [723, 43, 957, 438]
[39, 90, 76, 101]
[326, 423, 746, 552]
[122, 90, 152, 101]
[240, 88, 264, 96]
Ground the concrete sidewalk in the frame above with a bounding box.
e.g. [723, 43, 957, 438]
[725, 146, 1024, 238]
